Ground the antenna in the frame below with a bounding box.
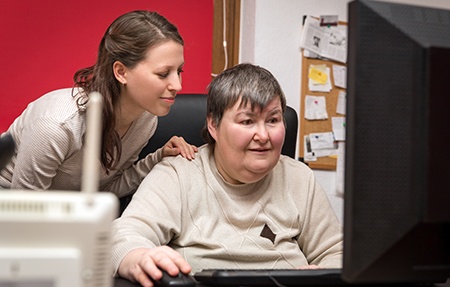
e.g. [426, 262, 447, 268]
[81, 92, 103, 202]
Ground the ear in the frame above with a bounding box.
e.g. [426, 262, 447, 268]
[207, 116, 218, 142]
[113, 61, 127, 85]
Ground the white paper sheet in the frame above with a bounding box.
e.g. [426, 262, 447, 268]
[305, 95, 328, 120]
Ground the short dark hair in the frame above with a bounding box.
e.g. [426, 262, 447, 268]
[202, 63, 286, 145]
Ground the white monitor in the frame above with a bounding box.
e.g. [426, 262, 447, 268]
[0, 191, 118, 287]
[0, 92, 119, 287]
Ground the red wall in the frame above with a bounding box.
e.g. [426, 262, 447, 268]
[0, 1, 213, 132]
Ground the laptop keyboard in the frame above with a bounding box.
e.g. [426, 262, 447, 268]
[194, 268, 346, 286]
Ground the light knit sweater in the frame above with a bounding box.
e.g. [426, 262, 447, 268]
[0, 88, 162, 197]
[111, 145, 343, 274]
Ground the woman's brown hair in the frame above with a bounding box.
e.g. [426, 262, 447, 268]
[73, 10, 183, 173]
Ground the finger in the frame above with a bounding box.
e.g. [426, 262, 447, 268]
[146, 247, 182, 276]
[179, 143, 198, 160]
[188, 144, 198, 157]
[169, 249, 192, 274]
[177, 147, 190, 159]
[126, 261, 156, 287]
[173, 255, 192, 274]
[178, 145, 194, 160]
[162, 137, 184, 158]
[128, 251, 165, 282]
[169, 136, 184, 147]
[173, 137, 191, 159]
[169, 145, 191, 160]
[134, 269, 155, 287]
[154, 246, 192, 276]
[163, 137, 198, 159]
[163, 136, 181, 150]
[162, 146, 181, 157]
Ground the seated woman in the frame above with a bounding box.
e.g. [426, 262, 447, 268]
[111, 63, 343, 287]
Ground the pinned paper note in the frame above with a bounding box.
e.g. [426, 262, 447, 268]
[332, 116, 346, 141]
[303, 135, 317, 162]
[309, 66, 328, 84]
[332, 65, 346, 89]
[300, 15, 347, 63]
[308, 65, 332, 92]
[309, 131, 335, 150]
[336, 91, 347, 115]
[307, 131, 338, 158]
[305, 95, 328, 120]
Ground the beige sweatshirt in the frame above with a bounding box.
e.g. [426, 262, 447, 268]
[111, 145, 343, 274]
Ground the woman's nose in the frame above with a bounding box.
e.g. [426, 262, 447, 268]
[168, 74, 182, 92]
[253, 124, 270, 143]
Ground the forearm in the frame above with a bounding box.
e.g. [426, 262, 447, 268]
[103, 148, 163, 197]
[111, 165, 183, 274]
[111, 221, 158, 276]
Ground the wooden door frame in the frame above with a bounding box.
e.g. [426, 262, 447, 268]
[212, 0, 241, 77]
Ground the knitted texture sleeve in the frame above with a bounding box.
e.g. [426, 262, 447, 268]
[11, 116, 79, 189]
[111, 155, 184, 275]
[100, 147, 162, 198]
[0, 88, 161, 196]
[1, 89, 85, 190]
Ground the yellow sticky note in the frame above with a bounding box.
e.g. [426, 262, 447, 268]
[309, 67, 328, 84]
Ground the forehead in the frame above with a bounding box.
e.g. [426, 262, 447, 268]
[228, 96, 282, 113]
[143, 40, 184, 63]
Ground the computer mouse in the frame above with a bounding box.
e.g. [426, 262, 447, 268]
[153, 270, 197, 287]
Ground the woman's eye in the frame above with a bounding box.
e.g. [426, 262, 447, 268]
[158, 73, 169, 78]
[268, 117, 280, 124]
[241, 119, 253, 125]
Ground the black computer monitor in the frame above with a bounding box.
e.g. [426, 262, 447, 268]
[344, 0, 450, 284]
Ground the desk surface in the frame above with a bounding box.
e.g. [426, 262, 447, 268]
[115, 277, 450, 287]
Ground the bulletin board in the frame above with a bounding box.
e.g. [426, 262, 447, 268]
[299, 54, 347, 170]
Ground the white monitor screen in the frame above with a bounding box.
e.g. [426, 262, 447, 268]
[0, 191, 118, 287]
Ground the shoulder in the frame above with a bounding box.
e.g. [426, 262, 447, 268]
[10, 88, 85, 147]
[33, 88, 78, 105]
[39, 88, 84, 128]
[159, 144, 210, 170]
[24, 88, 82, 121]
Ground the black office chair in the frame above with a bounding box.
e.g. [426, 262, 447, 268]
[0, 133, 15, 171]
[138, 94, 208, 160]
[120, 94, 298, 214]
[138, 93, 298, 160]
